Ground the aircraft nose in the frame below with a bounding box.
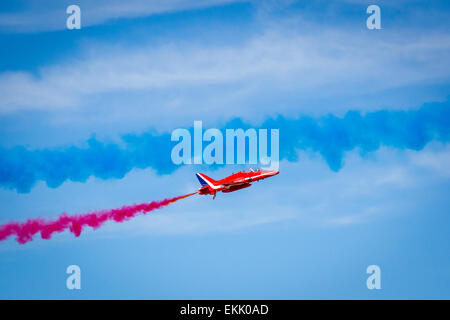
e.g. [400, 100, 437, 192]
[272, 170, 279, 176]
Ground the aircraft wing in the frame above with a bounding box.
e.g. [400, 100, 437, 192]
[221, 179, 249, 186]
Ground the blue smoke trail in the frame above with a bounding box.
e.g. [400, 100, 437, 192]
[0, 132, 177, 193]
[268, 101, 450, 171]
[0, 101, 449, 193]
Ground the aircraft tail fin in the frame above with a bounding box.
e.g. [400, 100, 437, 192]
[196, 173, 219, 188]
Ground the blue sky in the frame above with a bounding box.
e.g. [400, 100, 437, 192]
[0, 0, 449, 299]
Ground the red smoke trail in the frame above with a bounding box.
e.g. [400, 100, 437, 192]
[0, 192, 197, 245]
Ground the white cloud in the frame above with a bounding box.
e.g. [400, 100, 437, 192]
[325, 206, 383, 226]
[0, 0, 243, 32]
[1, 25, 450, 125]
[2, 143, 449, 245]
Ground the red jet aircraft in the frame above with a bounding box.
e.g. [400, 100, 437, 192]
[196, 168, 279, 199]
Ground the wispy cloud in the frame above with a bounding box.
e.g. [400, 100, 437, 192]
[1, 141, 449, 241]
[1, 27, 449, 116]
[52, 144, 450, 237]
[0, 100, 449, 193]
[0, 0, 243, 32]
